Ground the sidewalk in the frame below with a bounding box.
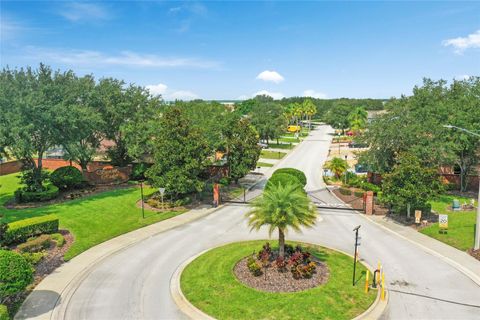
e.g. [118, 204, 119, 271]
[366, 214, 480, 286]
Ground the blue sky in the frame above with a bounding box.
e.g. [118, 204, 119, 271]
[1, 1, 479, 100]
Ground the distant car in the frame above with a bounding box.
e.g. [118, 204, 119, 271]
[257, 142, 268, 149]
[348, 141, 368, 148]
[355, 164, 369, 173]
[287, 125, 301, 133]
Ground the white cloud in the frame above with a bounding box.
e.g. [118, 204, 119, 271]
[442, 30, 480, 54]
[253, 90, 284, 100]
[303, 89, 327, 99]
[146, 83, 168, 96]
[454, 74, 471, 81]
[256, 70, 284, 83]
[168, 90, 199, 101]
[58, 2, 110, 22]
[0, 16, 27, 40]
[24, 47, 219, 69]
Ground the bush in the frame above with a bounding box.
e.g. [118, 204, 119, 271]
[265, 173, 302, 191]
[0, 250, 33, 299]
[131, 163, 151, 181]
[14, 184, 59, 203]
[50, 166, 84, 190]
[339, 188, 352, 196]
[361, 182, 381, 194]
[21, 252, 46, 266]
[354, 190, 365, 198]
[0, 305, 8, 320]
[247, 256, 262, 276]
[4, 215, 59, 245]
[272, 168, 307, 187]
[50, 233, 65, 247]
[17, 234, 53, 253]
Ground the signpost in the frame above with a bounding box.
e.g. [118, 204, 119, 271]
[352, 225, 361, 286]
[415, 210, 422, 224]
[439, 214, 448, 234]
[159, 187, 166, 210]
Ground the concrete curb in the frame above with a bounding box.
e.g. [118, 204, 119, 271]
[170, 241, 386, 320]
[326, 187, 480, 288]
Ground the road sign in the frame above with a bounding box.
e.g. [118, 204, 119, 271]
[439, 214, 448, 230]
[415, 210, 422, 224]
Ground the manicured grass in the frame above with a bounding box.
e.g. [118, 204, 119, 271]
[0, 173, 186, 260]
[420, 194, 477, 251]
[268, 143, 294, 150]
[278, 137, 301, 143]
[257, 162, 274, 168]
[260, 150, 286, 160]
[181, 241, 376, 320]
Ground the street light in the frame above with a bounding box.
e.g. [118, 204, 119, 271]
[444, 124, 480, 250]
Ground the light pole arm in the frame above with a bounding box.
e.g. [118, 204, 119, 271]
[444, 125, 480, 138]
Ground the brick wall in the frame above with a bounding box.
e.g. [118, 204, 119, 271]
[0, 161, 23, 176]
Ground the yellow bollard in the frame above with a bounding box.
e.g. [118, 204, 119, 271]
[381, 272, 386, 301]
[364, 270, 369, 293]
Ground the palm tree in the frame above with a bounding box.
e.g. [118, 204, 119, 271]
[348, 107, 368, 135]
[325, 157, 349, 179]
[302, 99, 317, 130]
[246, 183, 317, 257]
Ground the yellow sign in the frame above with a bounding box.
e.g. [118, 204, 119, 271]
[439, 214, 448, 229]
[415, 210, 422, 224]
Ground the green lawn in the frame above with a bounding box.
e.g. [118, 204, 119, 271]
[278, 137, 301, 143]
[268, 143, 294, 150]
[256, 162, 274, 168]
[260, 150, 286, 160]
[181, 241, 376, 320]
[420, 194, 477, 251]
[0, 173, 186, 260]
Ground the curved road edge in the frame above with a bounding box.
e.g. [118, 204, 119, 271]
[327, 186, 480, 287]
[170, 242, 388, 320]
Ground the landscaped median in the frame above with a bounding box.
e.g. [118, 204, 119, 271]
[179, 241, 377, 320]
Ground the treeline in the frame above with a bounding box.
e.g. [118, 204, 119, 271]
[0, 64, 260, 198]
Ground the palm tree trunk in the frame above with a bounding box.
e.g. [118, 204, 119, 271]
[279, 228, 285, 257]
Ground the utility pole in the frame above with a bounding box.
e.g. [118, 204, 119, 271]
[353, 225, 361, 286]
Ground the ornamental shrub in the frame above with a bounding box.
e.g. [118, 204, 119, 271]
[14, 184, 59, 203]
[354, 190, 365, 198]
[0, 250, 33, 300]
[0, 305, 8, 320]
[17, 235, 53, 253]
[339, 188, 352, 196]
[265, 173, 302, 191]
[50, 166, 84, 190]
[272, 168, 307, 187]
[50, 233, 65, 247]
[4, 215, 59, 245]
[21, 252, 47, 266]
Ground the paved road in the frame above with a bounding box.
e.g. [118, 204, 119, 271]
[59, 125, 480, 320]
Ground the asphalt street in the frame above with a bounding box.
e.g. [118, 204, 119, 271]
[58, 125, 480, 320]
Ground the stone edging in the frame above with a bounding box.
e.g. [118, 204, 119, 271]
[170, 241, 386, 320]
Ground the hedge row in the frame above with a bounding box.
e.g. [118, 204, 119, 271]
[0, 250, 33, 301]
[14, 184, 59, 203]
[4, 215, 59, 245]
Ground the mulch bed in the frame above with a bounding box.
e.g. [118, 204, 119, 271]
[4, 184, 134, 210]
[32, 230, 74, 280]
[233, 256, 329, 293]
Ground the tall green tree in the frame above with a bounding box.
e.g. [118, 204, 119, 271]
[145, 107, 210, 197]
[324, 104, 352, 134]
[382, 153, 443, 218]
[250, 101, 286, 144]
[224, 116, 261, 183]
[303, 99, 317, 130]
[0, 64, 75, 191]
[246, 183, 317, 257]
[325, 157, 349, 179]
[348, 107, 368, 134]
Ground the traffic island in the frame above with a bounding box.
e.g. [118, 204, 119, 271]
[174, 241, 378, 320]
